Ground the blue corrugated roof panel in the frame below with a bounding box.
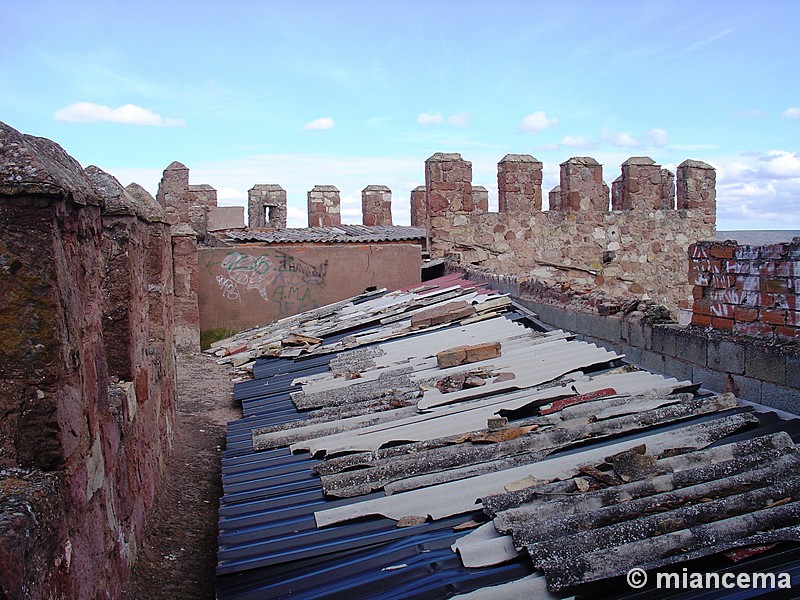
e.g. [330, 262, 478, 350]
[215, 276, 800, 599]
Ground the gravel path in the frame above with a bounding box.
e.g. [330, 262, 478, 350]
[123, 353, 239, 599]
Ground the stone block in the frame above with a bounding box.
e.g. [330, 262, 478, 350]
[411, 300, 475, 329]
[576, 311, 594, 336]
[692, 364, 728, 394]
[663, 355, 694, 382]
[640, 349, 666, 374]
[673, 330, 708, 366]
[787, 353, 800, 390]
[729, 374, 762, 403]
[744, 345, 786, 385]
[706, 337, 745, 375]
[436, 342, 501, 369]
[760, 382, 800, 415]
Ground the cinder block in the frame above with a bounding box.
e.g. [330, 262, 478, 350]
[620, 344, 642, 367]
[744, 345, 787, 386]
[760, 382, 800, 415]
[663, 355, 694, 382]
[576, 312, 594, 337]
[640, 350, 666, 374]
[674, 330, 708, 366]
[589, 314, 608, 341]
[625, 315, 647, 348]
[601, 315, 620, 344]
[651, 324, 678, 356]
[692, 365, 728, 394]
[730, 374, 762, 403]
[787, 353, 800, 390]
[558, 308, 578, 334]
[707, 338, 745, 375]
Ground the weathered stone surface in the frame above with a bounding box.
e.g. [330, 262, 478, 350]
[410, 300, 476, 329]
[156, 161, 217, 230]
[172, 225, 201, 353]
[125, 182, 169, 223]
[559, 156, 609, 212]
[437, 341, 502, 369]
[0, 121, 100, 205]
[498, 154, 542, 214]
[421, 152, 716, 312]
[248, 184, 287, 228]
[362, 185, 392, 226]
[410, 185, 427, 227]
[0, 123, 177, 598]
[307, 185, 341, 227]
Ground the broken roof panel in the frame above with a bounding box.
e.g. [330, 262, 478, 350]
[215, 273, 800, 599]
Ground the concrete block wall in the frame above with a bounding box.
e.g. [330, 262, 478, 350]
[422, 152, 716, 313]
[689, 240, 800, 341]
[459, 267, 800, 416]
[0, 122, 177, 599]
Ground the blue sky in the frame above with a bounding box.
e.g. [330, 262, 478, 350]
[4, 1, 800, 229]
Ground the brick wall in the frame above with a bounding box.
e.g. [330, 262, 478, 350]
[689, 240, 800, 341]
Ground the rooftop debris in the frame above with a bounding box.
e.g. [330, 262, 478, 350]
[215, 273, 800, 598]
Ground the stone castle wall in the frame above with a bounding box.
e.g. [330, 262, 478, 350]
[421, 152, 716, 312]
[0, 122, 177, 599]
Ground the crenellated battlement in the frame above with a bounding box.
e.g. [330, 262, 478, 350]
[420, 152, 717, 311]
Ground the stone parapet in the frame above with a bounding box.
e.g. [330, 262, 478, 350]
[307, 185, 341, 227]
[421, 152, 717, 311]
[248, 184, 287, 229]
[497, 154, 542, 213]
[410, 185, 427, 227]
[362, 185, 392, 226]
[0, 122, 176, 598]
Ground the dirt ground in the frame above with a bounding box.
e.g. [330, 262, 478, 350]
[123, 353, 240, 600]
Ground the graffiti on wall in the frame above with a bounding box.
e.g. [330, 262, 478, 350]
[209, 250, 328, 316]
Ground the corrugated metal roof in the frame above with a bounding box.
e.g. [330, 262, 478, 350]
[223, 225, 426, 244]
[214, 273, 800, 599]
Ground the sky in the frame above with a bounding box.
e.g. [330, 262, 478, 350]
[3, 0, 800, 229]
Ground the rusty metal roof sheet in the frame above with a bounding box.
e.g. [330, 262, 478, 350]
[222, 224, 426, 244]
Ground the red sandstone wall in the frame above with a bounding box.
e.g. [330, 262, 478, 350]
[197, 243, 422, 334]
[689, 240, 800, 341]
[0, 123, 176, 599]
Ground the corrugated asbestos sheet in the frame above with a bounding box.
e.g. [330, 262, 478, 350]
[213, 274, 800, 599]
[223, 225, 426, 244]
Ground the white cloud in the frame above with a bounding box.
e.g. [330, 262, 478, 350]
[560, 135, 594, 149]
[646, 128, 669, 147]
[519, 111, 558, 133]
[447, 112, 469, 128]
[603, 129, 641, 148]
[302, 117, 335, 130]
[417, 111, 443, 126]
[713, 150, 800, 229]
[783, 107, 800, 119]
[53, 102, 185, 127]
